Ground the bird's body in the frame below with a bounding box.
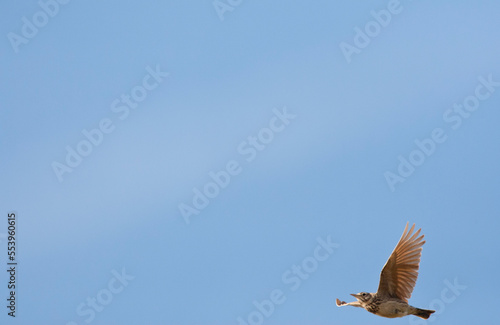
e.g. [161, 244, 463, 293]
[341, 292, 434, 319]
[336, 223, 435, 320]
[365, 296, 410, 318]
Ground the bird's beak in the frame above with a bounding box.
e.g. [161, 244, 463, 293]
[350, 293, 361, 299]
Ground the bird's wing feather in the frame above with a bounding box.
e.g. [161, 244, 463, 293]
[376, 222, 425, 302]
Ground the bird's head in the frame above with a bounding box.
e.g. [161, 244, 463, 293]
[351, 292, 374, 304]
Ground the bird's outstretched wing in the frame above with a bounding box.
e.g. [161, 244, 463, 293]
[376, 223, 425, 302]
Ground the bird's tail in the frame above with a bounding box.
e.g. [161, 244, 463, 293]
[414, 308, 435, 319]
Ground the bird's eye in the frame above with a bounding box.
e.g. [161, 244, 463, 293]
[362, 293, 366, 296]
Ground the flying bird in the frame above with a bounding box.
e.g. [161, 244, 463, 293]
[336, 223, 435, 319]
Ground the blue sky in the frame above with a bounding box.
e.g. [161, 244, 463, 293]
[1, 1, 500, 324]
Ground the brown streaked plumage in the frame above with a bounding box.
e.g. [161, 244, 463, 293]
[336, 223, 435, 319]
